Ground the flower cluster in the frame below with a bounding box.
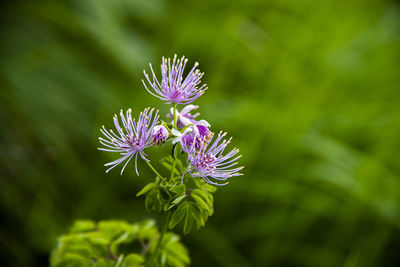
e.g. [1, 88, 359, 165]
[99, 55, 243, 186]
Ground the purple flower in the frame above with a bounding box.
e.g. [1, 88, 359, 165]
[171, 127, 193, 149]
[168, 105, 212, 142]
[142, 55, 207, 104]
[179, 122, 211, 152]
[171, 125, 207, 153]
[99, 108, 159, 175]
[181, 134, 202, 151]
[185, 132, 243, 186]
[151, 125, 169, 145]
[167, 104, 199, 128]
[192, 120, 212, 142]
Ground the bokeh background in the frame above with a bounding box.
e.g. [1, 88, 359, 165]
[2, 0, 400, 266]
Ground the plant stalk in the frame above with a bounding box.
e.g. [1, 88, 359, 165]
[173, 103, 177, 129]
[170, 103, 178, 181]
[145, 160, 164, 180]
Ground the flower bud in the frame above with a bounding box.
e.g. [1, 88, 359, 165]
[151, 125, 169, 145]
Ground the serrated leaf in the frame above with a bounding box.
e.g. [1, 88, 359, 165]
[136, 183, 155, 197]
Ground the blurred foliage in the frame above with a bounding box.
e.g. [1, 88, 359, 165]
[51, 219, 189, 267]
[1, 0, 400, 266]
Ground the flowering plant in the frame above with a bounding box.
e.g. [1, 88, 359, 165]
[51, 55, 243, 267]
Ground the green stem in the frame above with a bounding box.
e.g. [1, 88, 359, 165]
[145, 160, 165, 180]
[170, 103, 178, 181]
[161, 121, 172, 133]
[181, 123, 194, 132]
[151, 211, 171, 264]
[173, 103, 177, 129]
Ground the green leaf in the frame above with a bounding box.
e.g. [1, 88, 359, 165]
[123, 254, 144, 267]
[192, 189, 212, 206]
[169, 201, 188, 229]
[175, 158, 184, 173]
[204, 183, 217, 193]
[113, 231, 134, 246]
[51, 219, 190, 267]
[136, 220, 158, 240]
[70, 220, 96, 233]
[98, 221, 131, 242]
[177, 201, 196, 234]
[191, 193, 211, 214]
[170, 184, 186, 196]
[183, 208, 194, 235]
[95, 259, 115, 267]
[60, 252, 89, 265]
[169, 195, 187, 210]
[192, 189, 214, 215]
[191, 205, 205, 229]
[163, 235, 190, 267]
[144, 190, 155, 211]
[160, 187, 172, 202]
[169, 199, 207, 233]
[144, 189, 162, 212]
[136, 183, 155, 197]
[115, 254, 124, 267]
[65, 244, 91, 258]
[85, 232, 109, 246]
[201, 209, 209, 225]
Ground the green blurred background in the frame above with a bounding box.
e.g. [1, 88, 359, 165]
[2, 0, 400, 266]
